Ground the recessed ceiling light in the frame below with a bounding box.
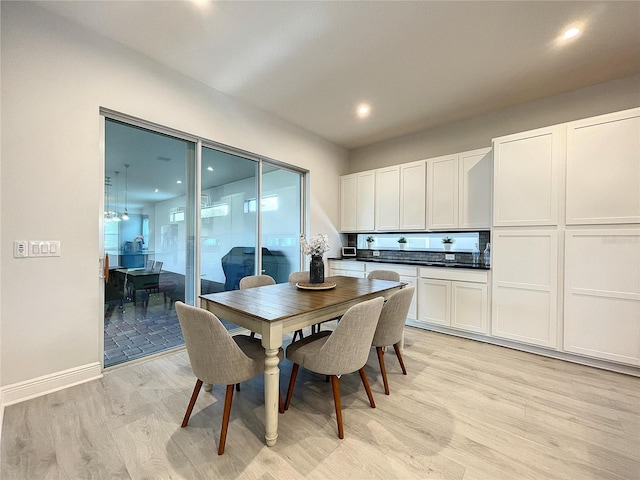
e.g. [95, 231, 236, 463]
[562, 27, 581, 40]
[154, 188, 159, 193]
[356, 104, 371, 118]
[176, 180, 182, 184]
[207, 166, 214, 172]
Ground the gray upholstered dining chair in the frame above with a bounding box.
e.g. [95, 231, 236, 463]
[371, 286, 414, 395]
[240, 275, 276, 338]
[367, 270, 401, 282]
[239, 274, 276, 290]
[284, 296, 385, 439]
[175, 301, 283, 455]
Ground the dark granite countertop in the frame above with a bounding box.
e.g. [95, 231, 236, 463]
[329, 257, 490, 270]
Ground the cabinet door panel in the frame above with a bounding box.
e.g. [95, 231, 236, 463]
[459, 148, 492, 229]
[340, 175, 357, 231]
[566, 109, 640, 224]
[493, 126, 562, 226]
[564, 228, 640, 365]
[428, 155, 458, 229]
[418, 278, 450, 326]
[491, 229, 558, 348]
[401, 161, 426, 230]
[375, 166, 400, 230]
[356, 171, 376, 231]
[451, 282, 488, 334]
[400, 275, 417, 320]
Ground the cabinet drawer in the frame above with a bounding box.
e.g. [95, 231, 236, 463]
[329, 260, 365, 272]
[419, 267, 488, 283]
[365, 263, 417, 277]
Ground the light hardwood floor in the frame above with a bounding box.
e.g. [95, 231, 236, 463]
[2, 326, 639, 480]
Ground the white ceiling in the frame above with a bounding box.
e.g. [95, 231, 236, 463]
[39, 1, 639, 149]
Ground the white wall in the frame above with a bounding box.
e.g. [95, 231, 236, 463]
[0, 3, 347, 393]
[349, 74, 640, 172]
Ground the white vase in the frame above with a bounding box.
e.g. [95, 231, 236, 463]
[443, 243, 452, 251]
[399, 243, 405, 250]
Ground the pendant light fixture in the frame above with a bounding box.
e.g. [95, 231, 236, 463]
[121, 164, 130, 221]
[113, 171, 121, 222]
[104, 176, 112, 220]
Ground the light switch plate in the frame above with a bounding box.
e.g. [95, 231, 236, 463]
[29, 240, 61, 257]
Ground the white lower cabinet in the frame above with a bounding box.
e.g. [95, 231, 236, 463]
[365, 263, 418, 320]
[451, 281, 489, 333]
[328, 259, 366, 278]
[418, 267, 489, 334]
[564, 228, 640, 366]
[491, 229, 558, 349]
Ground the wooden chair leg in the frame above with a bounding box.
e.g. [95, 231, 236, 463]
[393, 343, 407, 375]
[330, 375, 344, 439]
[279, 392, 285, 414]
[181, 379, 203, 427]
[376, 346, 390, 395]
[284, 363, 299, 410]
[235, 383, 240, 391]
[359, 367, 376, 408]
[218, 384, 234, 455]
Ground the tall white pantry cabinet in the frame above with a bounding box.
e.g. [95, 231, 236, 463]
[492, 108, 640, 366]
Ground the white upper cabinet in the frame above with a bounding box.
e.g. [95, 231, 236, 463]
[340, 171, 375, 232]
[493, 125, 564, 226]
[400, 160, 427, 230]
[375, 166, 400, 230]
[428, 154, 458, 230]
[459, 147, 492, 229]
[566, 108, 640, 225]
[428, 148, 492, 230]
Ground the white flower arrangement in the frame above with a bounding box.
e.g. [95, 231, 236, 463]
[300, 233, 330, 257]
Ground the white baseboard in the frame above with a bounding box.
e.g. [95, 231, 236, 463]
[1, 362, 103, 407]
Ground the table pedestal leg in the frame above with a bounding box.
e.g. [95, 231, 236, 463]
[264, 347, 280, 446]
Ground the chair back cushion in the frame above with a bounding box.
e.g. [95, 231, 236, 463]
[288, 271, 309, 283]
[372, 287, 415, 347]
[239, 274, 276, 290]
[367, 270, 401, 281]
[305, 296, 384, 375]
[175, 302, 263, 385]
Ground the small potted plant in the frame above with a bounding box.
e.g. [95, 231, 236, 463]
[442, 236, 454, 251]
[366, 235, 375, 249]
[397, 237, 407, 250]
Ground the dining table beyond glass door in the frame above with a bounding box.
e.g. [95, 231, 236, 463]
[199, 275, 406, 447]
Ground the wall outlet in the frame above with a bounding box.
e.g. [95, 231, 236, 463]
[445, 253, 455, 261]
[14, 241, 28, 258]
[373, 250, 380, 257]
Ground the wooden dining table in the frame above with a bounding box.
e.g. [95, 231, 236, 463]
[199, 275, 406, 447]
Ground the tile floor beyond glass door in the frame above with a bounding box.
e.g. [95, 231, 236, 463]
[104, 292, 239, 368]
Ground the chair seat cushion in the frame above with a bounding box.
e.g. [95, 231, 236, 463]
[286, 331, 332, 371]
[234, 335, 284, 362]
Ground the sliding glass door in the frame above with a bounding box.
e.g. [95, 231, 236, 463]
[103, 118, 196, 368]
[103, 115, 306, 366]
[260, 164, 302, 282]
